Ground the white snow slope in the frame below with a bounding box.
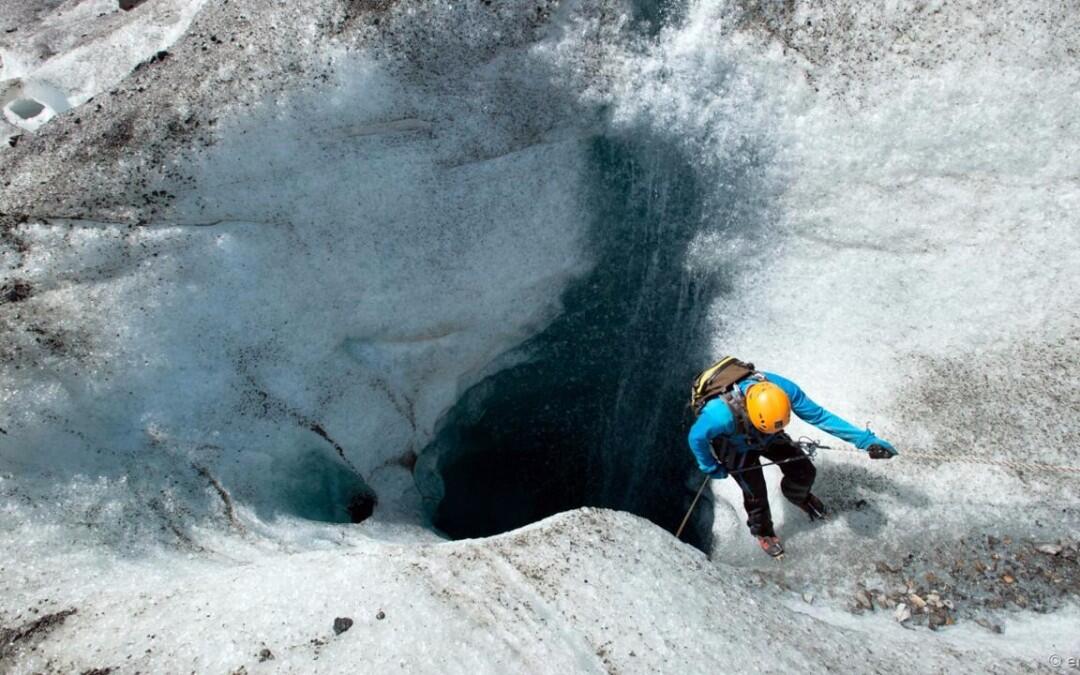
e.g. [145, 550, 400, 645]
[0, 0, 1078, 673]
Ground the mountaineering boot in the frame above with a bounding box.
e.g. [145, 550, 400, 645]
[799, 494, 827, 521]
[756, 535, 784, 558]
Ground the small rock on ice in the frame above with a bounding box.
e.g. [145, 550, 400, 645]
[854, 590, 873, 610]
[333, 617, 354, 635]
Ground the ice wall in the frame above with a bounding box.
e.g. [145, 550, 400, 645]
[421, 0, 1080, 553]
[518, 0, 1078, 554]
[0, 0, 618, 558]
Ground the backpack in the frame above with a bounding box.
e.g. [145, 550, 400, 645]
[691, 356, 768, 460]
[689, 356, 757, 417]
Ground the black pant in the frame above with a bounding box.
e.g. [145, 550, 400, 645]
[727, 435, 816, 537]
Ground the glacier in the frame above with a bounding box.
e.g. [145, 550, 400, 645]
[1, 0, 1078, 672]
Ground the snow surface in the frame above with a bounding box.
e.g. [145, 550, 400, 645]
[0, 0, 1078, 672]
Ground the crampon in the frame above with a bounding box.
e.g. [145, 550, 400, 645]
[799, 494, 827, 521]
[756, 535, 784, 559]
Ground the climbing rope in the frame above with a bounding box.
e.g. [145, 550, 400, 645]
[676, 475, 711, 540]
[676, 437, 1080, 541]
[823, 445, 1080, 476]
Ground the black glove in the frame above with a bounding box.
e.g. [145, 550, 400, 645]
[867, 443, 897, 460]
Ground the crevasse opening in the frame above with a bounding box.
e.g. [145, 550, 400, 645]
[415, 133, 766, 548]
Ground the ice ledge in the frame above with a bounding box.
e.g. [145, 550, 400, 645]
[4, 507, 1070, 673]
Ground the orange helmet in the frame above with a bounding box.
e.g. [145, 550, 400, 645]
[745, 382, 791, 433]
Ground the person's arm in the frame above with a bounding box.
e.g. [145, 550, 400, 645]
[687, 401, 736, 476]
[764, 372, 896, 454]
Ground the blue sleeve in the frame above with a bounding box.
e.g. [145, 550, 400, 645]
[687, 401, 735, 474]
[764, 372, 882, 451]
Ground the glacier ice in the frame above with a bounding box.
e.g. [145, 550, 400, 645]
[0, 0, 1079, 672]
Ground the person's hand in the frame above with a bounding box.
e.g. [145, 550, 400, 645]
[867, 441, 897, 459]
[708, 465, 728, 479]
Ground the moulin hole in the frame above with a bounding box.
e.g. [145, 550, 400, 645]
[8, 98, 45, 120]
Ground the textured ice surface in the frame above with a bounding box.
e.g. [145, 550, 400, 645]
[0, 0, 207, 119]
[7, 510, 1078, 674]
[0, 0, 1078, 672]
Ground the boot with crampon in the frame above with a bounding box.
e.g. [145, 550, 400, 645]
[756, 535, 784, 558]
[799, 494, 827, 521]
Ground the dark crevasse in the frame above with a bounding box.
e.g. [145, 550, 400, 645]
[416, 131, 760, 550]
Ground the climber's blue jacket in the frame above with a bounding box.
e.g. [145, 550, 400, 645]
[687, 371, 895, 477]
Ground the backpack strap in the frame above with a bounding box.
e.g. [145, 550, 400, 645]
[718, 373, 767, 446]
[718, 378, 750, 436]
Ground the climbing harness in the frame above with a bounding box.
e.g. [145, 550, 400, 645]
[730, 437, 827, 473]
[676, 438, 827, 539]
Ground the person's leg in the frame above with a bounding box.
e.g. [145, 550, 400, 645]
[730, 451, 774, 537]
[761, 436, 816, 506]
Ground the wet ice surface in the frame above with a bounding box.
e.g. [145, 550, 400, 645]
[1, 0, 1079, 672]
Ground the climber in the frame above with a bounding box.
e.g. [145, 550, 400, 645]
[687, 357, 897, 558]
